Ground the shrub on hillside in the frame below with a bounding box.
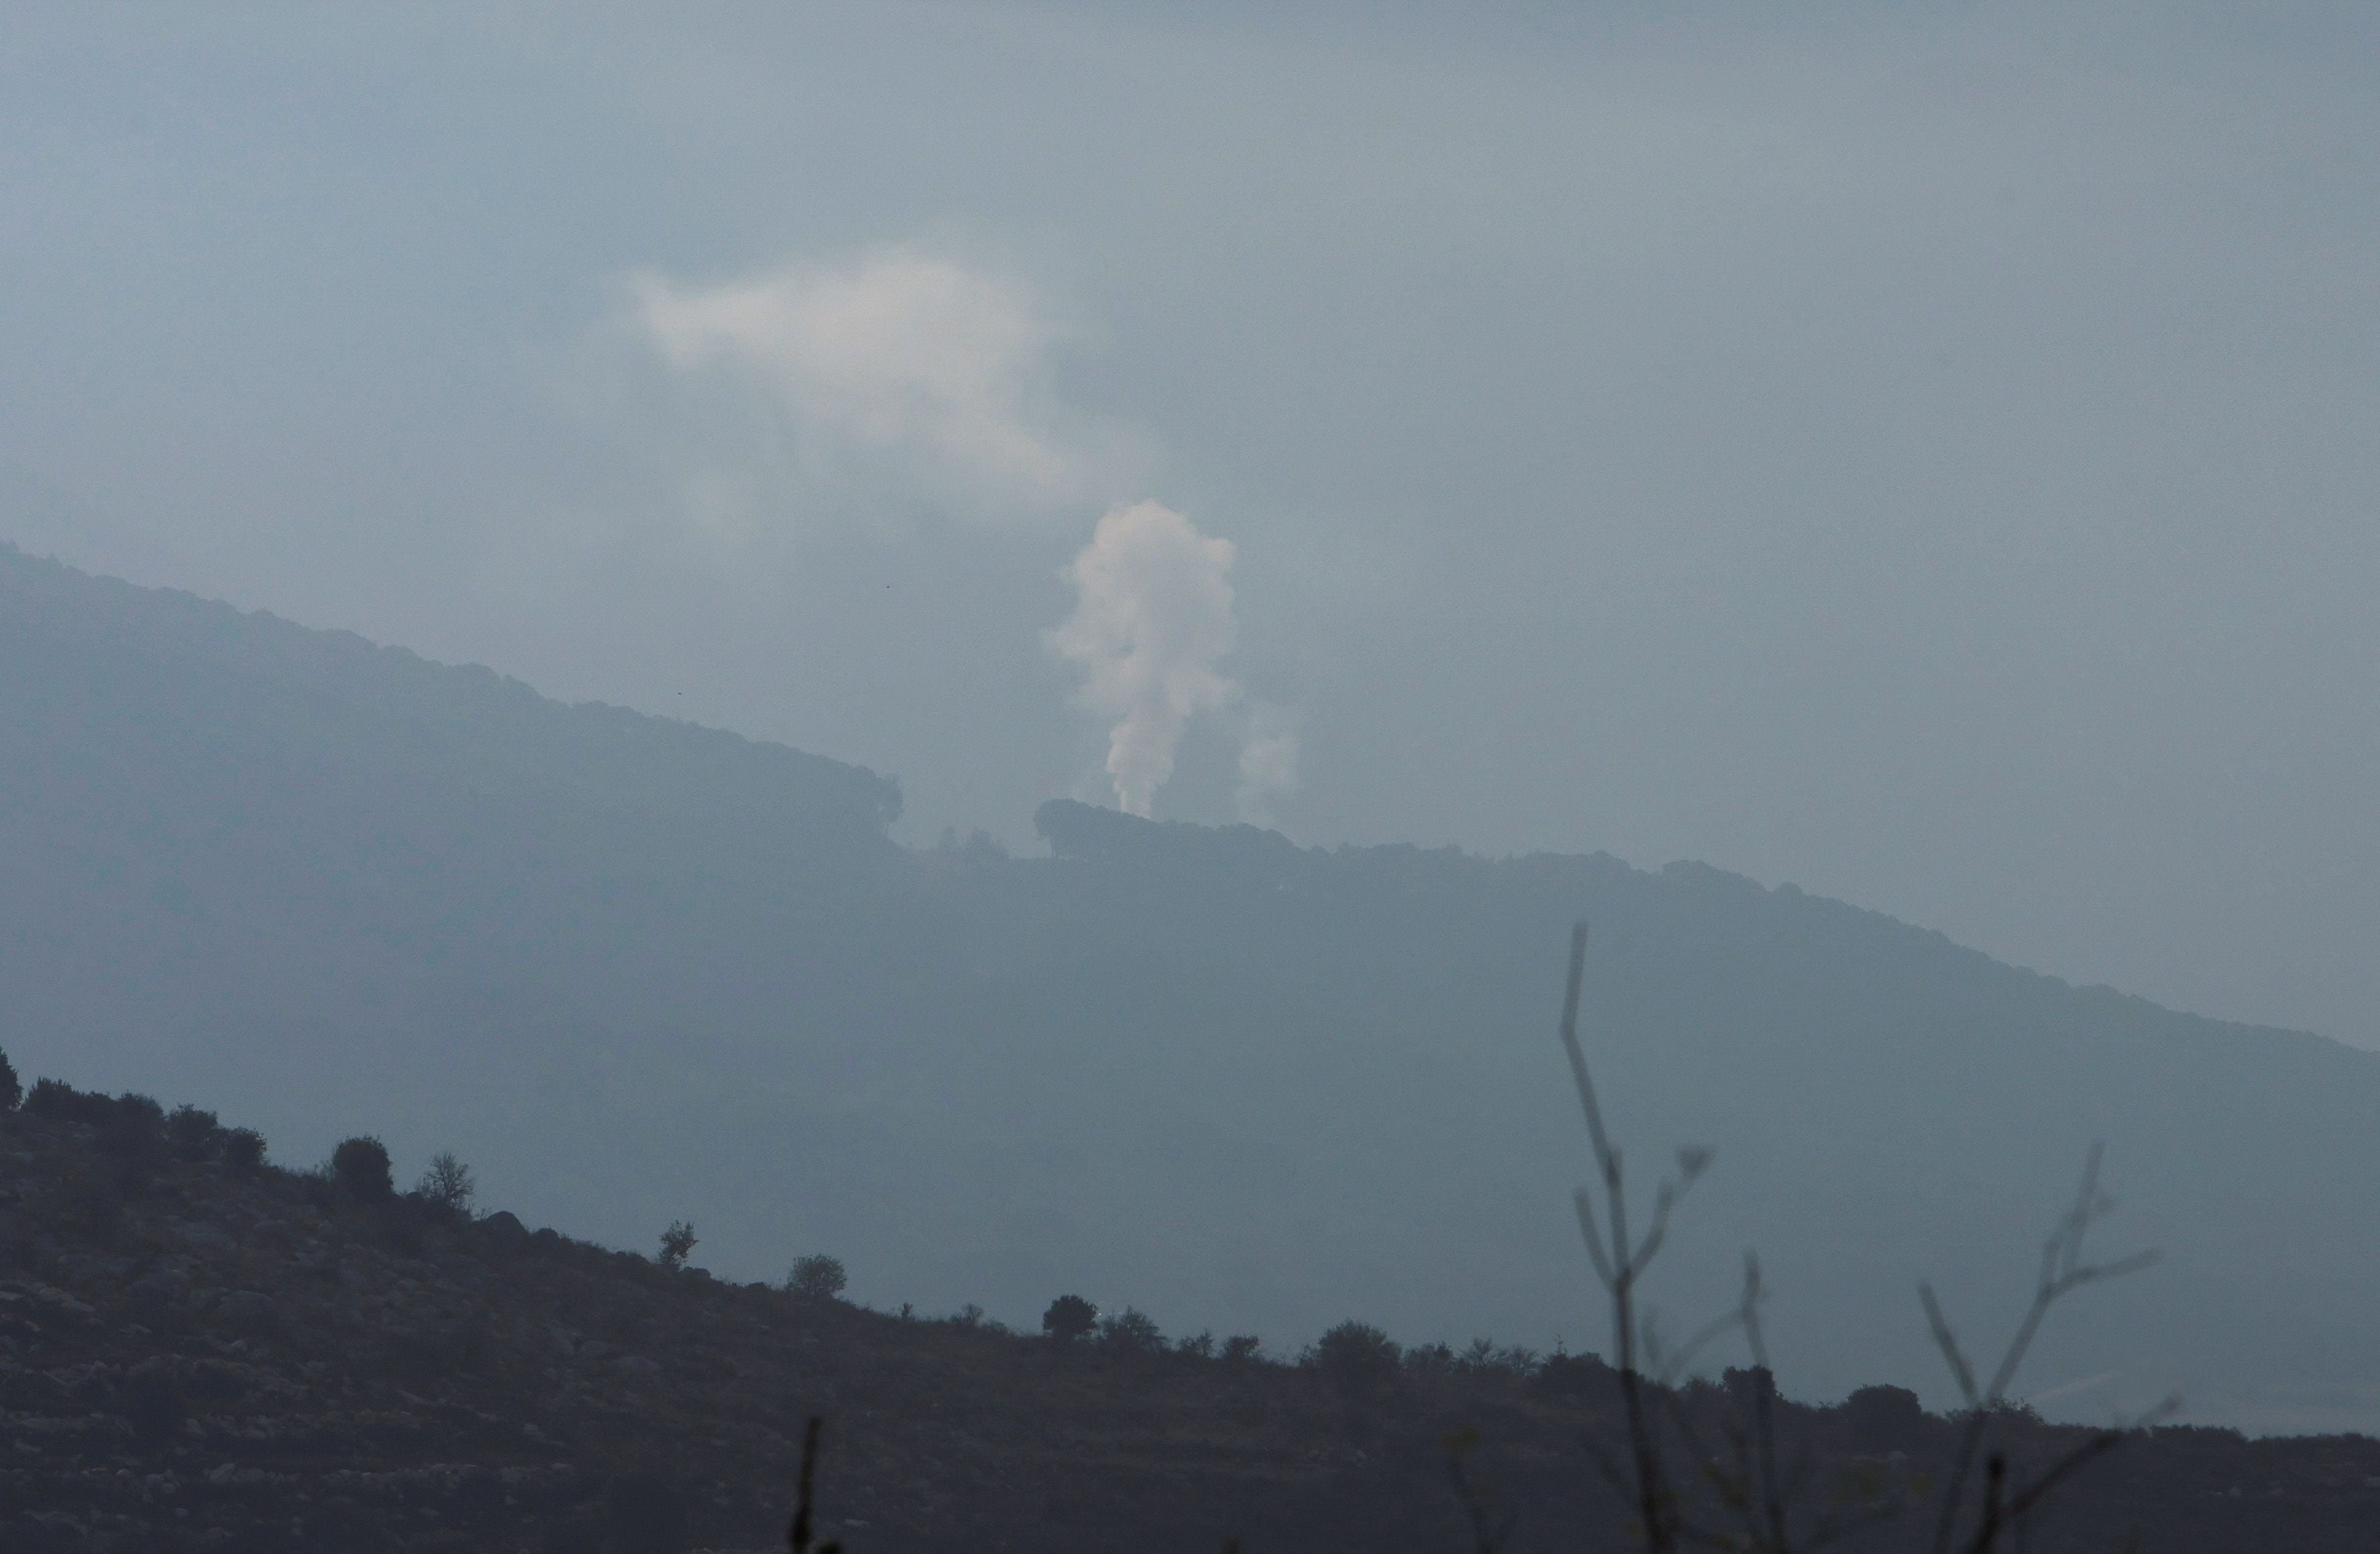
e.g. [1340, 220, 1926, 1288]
[1456, 1336, 1539, 1378]
[1533, 1349, 1612, 1400]
[1098, 1306, 1167, 1357]
[0, 1048, 17, 1111]
[115, 1093, 165, 1128]
[1221, 1334, 1263, 1364]
[658, 1220, 697, 1271]
[1042, 1294, 1097, 1343]
[330, 1136, 394, 1201]
[1311, 1320, 1403, 1398]
[785, 1253, 846, 1300]
[96, 1094, 167, 1171]
[1840, 1383, 1927, 1449]
[25, 1079, 115, 1126]
[222, 1127, 267, 1169]
[415, 1151, 476, 1214]
[166, 1105, 221, 1161]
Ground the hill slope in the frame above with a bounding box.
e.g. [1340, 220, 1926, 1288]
[6, 1091, 2379, 1553]
[3, 544, 2377, 1432]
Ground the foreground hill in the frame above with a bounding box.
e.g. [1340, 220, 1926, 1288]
[5, 543, 2379, 1431]
[5, 1085, 2378, 1553]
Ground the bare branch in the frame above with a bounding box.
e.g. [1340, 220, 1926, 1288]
[1573, 1187, 1618, 1289]
[1557, 921, 1618, 1176]
[1919, 1283, 1981, 1408]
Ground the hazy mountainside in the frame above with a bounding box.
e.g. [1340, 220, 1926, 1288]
[5, 545, 2379, 1434]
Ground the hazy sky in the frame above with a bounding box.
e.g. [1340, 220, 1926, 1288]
[5, 2, 2375, 1045]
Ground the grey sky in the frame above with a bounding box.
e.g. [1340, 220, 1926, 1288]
[4, 2, 2375, 1044]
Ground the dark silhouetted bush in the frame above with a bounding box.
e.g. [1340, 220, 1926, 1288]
[26, 1079, 114, 1126]
[1221, 1334, 1263, 1363]
[166, 1105, 220, 1162]
[785, 1253, 846, 1300]
[1841, 1383, 1927, 1449]
[658, 1220, 697, 1271]
[97, 1095, 166, 1169]
[1534, 1349, 1612, 1400]
[330, 1136, 394, 1201]
[1042, 1293, 1097, 1342]
[1098, 1306, 1166, 1356]
[0, 1049, 17, 1111]
[222, 1128, 266, 1169]
[1455, 1336, 1540, 1377]
[1311, 1320, 1403, 1398]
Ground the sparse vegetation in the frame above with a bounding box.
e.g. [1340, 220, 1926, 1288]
[1098, 1306, 1166, 1356]
[0, 1046, 18, 1111]
[1546, 919, 2166, 1554]
[658, 1218, 698, 1271]
[415, 1150, 477, 1214]
[166, 1103, 220, 1160]
[0, 1067, 2361, 1552]
[785, 1252, 847, 1300]
[330, 1135, 394, 1201]
[26, 1077, 109, 1124]
[1309, 1319, 1403, 1398]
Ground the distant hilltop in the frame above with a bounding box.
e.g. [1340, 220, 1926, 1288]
[3, 543, 2377, 1434]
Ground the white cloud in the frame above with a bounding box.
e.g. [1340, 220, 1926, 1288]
[1049, 500, 1241, 817]
[628, 249, 1294, 822]
[630, 248, 1132, 526]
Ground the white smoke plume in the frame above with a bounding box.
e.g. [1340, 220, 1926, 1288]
[1235, 700, 1302, 823]
[1050, 501, 1245, 817]
[629, 249, 1298, 819]
[629, 248, 1129, 524]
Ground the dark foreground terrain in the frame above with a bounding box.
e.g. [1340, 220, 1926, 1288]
[4, 1081, 2379, 1553]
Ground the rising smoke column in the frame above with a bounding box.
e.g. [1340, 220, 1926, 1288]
[1234, 700, 1301, 823]
[1049, 501, 1240, 817]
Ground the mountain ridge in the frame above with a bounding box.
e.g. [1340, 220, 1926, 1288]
[4, 542, 2377, 1434]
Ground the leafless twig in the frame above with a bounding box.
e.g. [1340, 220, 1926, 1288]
[1923, 1144, 2161, 1554]
[1553, 920, 2165, 1554]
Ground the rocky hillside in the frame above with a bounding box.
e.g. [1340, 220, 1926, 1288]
[6, 1074, 2380, 1553]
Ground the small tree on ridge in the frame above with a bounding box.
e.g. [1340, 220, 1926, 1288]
[786, 1254, 848, 1300]
[1042, 1294, 1097, 1343]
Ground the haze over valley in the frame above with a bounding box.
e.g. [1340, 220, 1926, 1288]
[5, 545, 2375, 1438]
[4, 6, 2378, 1547]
